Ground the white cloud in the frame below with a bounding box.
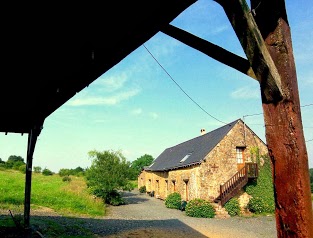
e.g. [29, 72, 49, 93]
[149, 112, 159, 120]
[67, 88, 140, 106]
[95, 73, 128, 92]
[231, 86, 260, 99]
[131, 108, 143, 115]
[211, 25, 229, 35]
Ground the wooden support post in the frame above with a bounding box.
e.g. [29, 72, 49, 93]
[24, 125, 41, 234]
[251, 1, 313, 237]
[216, 0, 313, 236]
[215, 0, 283, 103]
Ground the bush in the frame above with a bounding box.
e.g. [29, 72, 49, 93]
[59, 168, 71, 177]
[139, 186, 146, 193]
[12, 161, 25, 170]
[247, 197, 266, 214]
[85, 150, 133, 205]
[224, 197, 240, 216]
[165, 192, 181, 209]
[245, 155, 275, 214]
[19, 164, 26, 174]
[122, 182, 135, 192]
[33, 166, 42, 173]
[106, 190, 125, 206]
[42, 168, 54, 176]
[185, 199, 215, 218]
[62, 176, 72, 182]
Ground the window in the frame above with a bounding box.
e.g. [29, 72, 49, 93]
[236, 147, 244, 163]
[180, 152, 192, 163]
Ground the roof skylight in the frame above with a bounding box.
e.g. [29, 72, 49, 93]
[180, 153, 192, 163]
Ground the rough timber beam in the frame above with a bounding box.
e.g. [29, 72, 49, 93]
[250, 0, 313, 237]
[215, 0, 283, 103]
[24, 124, 42, 235]
[161, 24, 256, 79]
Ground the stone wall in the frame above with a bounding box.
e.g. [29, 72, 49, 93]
[197, 120, 268, 200]
[138, 120, 268, 202]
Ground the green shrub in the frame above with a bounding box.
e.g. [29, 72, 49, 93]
[106, 190, 125, 206]
[185, 199, 215, 218]
[139, 185, 146, 193]
[122, 182, 135, 192]
[62, 176, 72, 182]
[19, 164, 26, 174]
[245, 155, 275, 214]
[33, 166, 42, 173]
[224, 197, 240, 216]
[12, 161, 25, 170]
[165, 192, 181, 209]
[247, 197, 266, 214]
[311, 183, 313, 193]
[42, 168, 54, 176]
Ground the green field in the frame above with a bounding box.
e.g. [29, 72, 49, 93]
[0, 170, 105, 217]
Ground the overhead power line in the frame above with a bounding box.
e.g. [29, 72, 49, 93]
[143, 44, 227, 125]
[301, 103, 313, 108]
[143, 44, 312, 126]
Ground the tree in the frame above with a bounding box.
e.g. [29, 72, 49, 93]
[130, 154, 154, 179]
[42, 168, 53, 176]
[7, 155, 24, 163]
[58, 168, 71, 177]
[5, 155, 25, 169]
[58, 167, 85, 177]
[0, 158, 5, 168]
[33, 166, 42, 173]
[73, 166, 85, 176]
[85, 150, 133, 205]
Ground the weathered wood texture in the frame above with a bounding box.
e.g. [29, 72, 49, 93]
[215, 0, 283, 103]
[161, 24, 256, 79]
[251, 0, 313, 237]
[215, 0, 313, 236]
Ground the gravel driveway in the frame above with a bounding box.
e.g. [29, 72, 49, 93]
[87, 189, 277, 238]
[0, 189, 277, 237]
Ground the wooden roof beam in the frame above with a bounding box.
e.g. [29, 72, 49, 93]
[215, 0, 284, 103]
[161, 24, 257, 80]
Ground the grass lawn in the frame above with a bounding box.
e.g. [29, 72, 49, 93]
[0, 169, 105, 217]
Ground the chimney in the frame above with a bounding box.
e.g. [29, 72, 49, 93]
[200, 128, 206, 135]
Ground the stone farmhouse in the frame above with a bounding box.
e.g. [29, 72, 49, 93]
[138, 119, 268, 206]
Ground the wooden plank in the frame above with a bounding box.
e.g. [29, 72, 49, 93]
[161, 24, 256, 79]
[215, 0, 283, 103]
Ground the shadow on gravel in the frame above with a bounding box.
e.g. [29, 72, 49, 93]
[121, 191, 151, 205]
[1, 214, 208, 237]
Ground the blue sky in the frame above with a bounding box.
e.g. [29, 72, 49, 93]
[1, 0, 312, 172]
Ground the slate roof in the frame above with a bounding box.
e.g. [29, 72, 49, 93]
[147, 119, 241, 171]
